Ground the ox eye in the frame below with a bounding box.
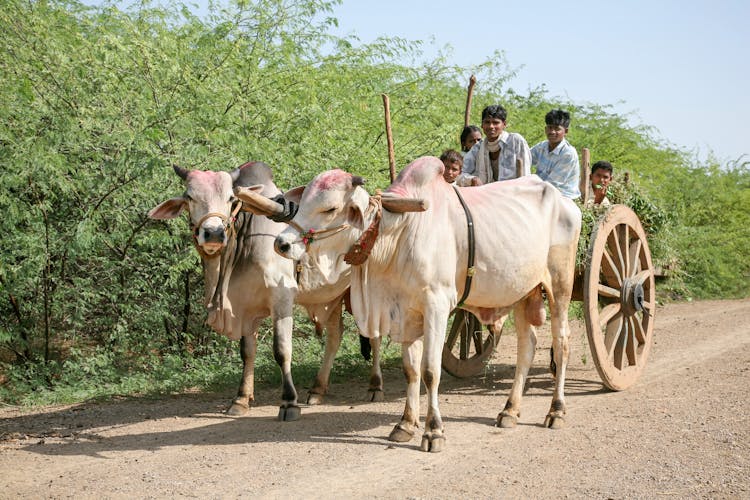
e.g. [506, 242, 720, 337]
[323, 207, 337, 214]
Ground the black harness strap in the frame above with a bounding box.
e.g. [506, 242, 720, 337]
[452, 185, 475, 310]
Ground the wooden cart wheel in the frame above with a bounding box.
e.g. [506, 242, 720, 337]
[442, 309, 502, 377]
[584, 205, 656, 391]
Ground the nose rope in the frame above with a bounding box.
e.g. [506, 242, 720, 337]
[290, 221, 351, 250]
[190, 202, 243, 257]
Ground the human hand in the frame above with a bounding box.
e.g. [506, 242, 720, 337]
[470, 177, 483, 187]
[592, 183, 607, 204]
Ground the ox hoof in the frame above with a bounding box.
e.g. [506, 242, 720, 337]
[388, 425, 415, 443]
[544, 414, 566, 429]
[368, 389, 385, 402]
[226, 399, 251, 417]
[496, 413, 518, 429]
[420, 433, 445, 453]
[306, 392, 325, 405]
[277, 404, 301, 422]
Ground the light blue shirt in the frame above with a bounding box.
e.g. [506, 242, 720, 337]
[531, 139, 581, 199]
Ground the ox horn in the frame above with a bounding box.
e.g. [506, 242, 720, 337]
[173, 164, 189, 180]
[233, 186, 285, 216]
[379, 192, 429, 213]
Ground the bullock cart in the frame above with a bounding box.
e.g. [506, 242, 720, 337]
[442, 152, 656, 391]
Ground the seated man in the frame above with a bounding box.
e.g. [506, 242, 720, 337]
[586, 160, 614, 207]
[531, 109, 580, 199]
[440, 149, 463, 184]
[456, 105, 531, 186]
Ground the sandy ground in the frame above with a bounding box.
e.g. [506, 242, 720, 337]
[1, 298, 749, 499]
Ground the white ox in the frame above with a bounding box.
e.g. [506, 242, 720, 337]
[274, 156, 581, 451]
[148, 162, 384, 420]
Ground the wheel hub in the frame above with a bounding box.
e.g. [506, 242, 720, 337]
[621, 279, 644, 315]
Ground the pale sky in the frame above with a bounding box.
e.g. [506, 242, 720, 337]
[328, 0, 748, 166]
[87, 0, 748, 166]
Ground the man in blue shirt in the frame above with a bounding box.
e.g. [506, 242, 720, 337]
[531, 109, 581, 199]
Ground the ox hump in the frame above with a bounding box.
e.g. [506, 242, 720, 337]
[387, 156, 443, 197]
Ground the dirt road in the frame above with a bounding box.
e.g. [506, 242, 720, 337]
[2, 299, 749, 498]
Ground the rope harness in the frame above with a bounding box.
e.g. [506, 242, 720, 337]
[190, 202, 243, 259]
[343, 196, 382, 265]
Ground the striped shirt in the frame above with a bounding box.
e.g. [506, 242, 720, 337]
[531, 139, 581, 199]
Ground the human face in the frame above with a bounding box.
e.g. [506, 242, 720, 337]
[481, 117, 506, 142]
[443, 160, 462, 183]
[545, 124, 567, 148]
[591, 168, 612, 190]
[461, 130, 482, 152]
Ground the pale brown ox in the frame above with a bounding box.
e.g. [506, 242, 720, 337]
[274, 156, 581, 450]
[148, 162, 384, 420]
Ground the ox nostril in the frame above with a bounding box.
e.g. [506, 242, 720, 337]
[203, 227, 225, 243]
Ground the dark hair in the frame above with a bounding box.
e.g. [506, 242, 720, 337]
[460, 125, 481, 144]
[545, 109, 571, 128]
[481, 105, 507, 122]
[591, 160, 613, 175]
[440, 149, 463, 164]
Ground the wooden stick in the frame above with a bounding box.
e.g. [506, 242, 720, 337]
[580, 147, 591, 204]
[464, 75, 477, 128]
[382, 94, 396, 183]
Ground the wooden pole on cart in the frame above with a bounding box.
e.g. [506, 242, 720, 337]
[580, 147, 591, 204]
[464, 74, 477, 128]
[382, 94, 397, 183]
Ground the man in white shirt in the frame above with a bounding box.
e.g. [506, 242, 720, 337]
[456, 105, 531, 187]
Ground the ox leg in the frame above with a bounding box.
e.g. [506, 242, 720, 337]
[272, 300, 300, 421]
[388, 338, 422, 443]
[367, 336, 384, 402]
[307, 302, 344, 405]
[419, 307, 449, 453]
[545, 298, 571, 429]
[497, 303, 537, 428]
[227, 334, 257, 416]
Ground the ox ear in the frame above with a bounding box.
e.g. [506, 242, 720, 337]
[283, 185, 305, 204]
[148, 197, 188, 220]
[345, 190, 369, 230]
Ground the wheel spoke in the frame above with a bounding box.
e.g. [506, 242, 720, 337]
[641, 299, 655, 314]
[608, 226, 627, 280]
[626, 316, 637, 366]
[599, 303, 621, 330]
[628, 238, 642, 278]
[619, 224, 631, 278]
[604, 311, 623, 357]
[445, 317, 461, 349]
[598, 283, 621, 299]
[460, 327, 469, 359]
[631, 269, 652, 287]
[633, 312, 647, 345]
[602, 246, 623, 287]
[472, 328, 483, 354]
[613, 317, 628, 370]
